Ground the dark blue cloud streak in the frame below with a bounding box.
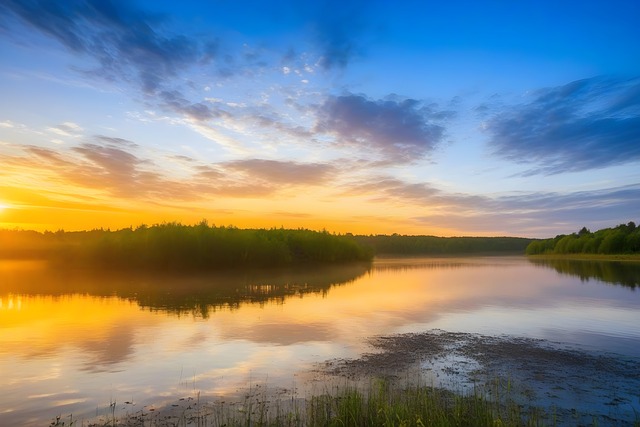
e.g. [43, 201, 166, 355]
[486, 76, 640, 174]
[1, 0, 211, 94]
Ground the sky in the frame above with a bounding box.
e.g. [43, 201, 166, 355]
[0, 0, 639, 237]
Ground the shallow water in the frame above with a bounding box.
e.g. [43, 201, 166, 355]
[1, 256, 639, 425]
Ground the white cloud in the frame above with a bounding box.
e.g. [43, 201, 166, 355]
[187, 121, 250, 155]
[0, 120, 15, 128]
[47, 122, 83, 137]
[282, 66, 291, 75]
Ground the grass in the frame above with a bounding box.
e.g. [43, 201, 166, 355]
[304, 381, 538, 427]
[50, 379, 563, 427]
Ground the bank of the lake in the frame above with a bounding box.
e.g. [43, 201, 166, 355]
[321, 330, 640, 427]
[528, 253, 640, 262]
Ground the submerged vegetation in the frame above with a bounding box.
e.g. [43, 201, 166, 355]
[526, 221, 640, 255]
[0, 222, 373, 269]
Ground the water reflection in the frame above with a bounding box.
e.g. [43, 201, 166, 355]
[373, 255, 523, 272]
[1, 257, 639, 427]
[528, 257, 640, 289]
[0, 261, 371, 316]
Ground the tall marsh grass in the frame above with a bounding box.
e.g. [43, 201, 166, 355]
[55, 380, 554, 427]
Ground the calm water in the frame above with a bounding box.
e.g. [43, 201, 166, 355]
[1, 256, 639, 425]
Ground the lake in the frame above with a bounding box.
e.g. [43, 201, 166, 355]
[1, 256, 639, 425]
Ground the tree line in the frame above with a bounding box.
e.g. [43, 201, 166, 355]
[526, 222, 640, 255]
[352, 234, 532, 255]
[0, 221, 373, 270]
[0, 224, 537, 269]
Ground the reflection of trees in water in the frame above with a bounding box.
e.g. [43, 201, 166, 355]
[0, 262, 372, 317]
[528, 258, 640, 289]
[373, 256, 522, 273]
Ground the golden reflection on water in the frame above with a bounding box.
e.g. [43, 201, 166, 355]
[1, 257, 639, 426]
[0, 294, 22, 310]
[0, 293, 161, 363]
[0, 257, 612, 358]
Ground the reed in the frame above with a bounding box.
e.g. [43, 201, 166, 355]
[53, 379, 569, 427]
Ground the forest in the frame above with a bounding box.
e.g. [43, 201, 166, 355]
[354, 234, 532, 255]
[525, 222, 640, 255]
[0, 223, 535, 269]
[0, 222, 373, 269]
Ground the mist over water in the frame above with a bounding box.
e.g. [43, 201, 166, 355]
[1, 256, 639, 426]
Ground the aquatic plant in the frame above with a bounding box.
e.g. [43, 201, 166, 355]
[53, 380, 555, 427]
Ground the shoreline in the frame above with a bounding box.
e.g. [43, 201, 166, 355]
[318, 330, 640, 426]
[527, 253, 640, 262]
[61, 330, 640, 427]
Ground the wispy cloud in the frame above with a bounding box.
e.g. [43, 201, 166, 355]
[413, 184, 640, 237]
[339, 174, 640, 236]
[315, 94, 453, 162]
[47, 121, 84, 137]
[225, 159, 335, 185]
[1, 0, 213, 94]
[159, 90, 229, 122]
[486, 76, 640, 174]
[340, 177, 441, 204]
[1, 137, 340, 202]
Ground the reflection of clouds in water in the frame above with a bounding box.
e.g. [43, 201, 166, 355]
[5, 365, 62, 386]
[0, 293, 162, 367]
[225, 322, 333, 346]
[78, 320, 136, 372]
[181, 330, 209, 348]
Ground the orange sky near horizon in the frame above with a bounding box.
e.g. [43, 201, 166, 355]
[0, 185, 461, 236]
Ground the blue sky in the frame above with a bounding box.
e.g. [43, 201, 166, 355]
[0, 0, 639, 237]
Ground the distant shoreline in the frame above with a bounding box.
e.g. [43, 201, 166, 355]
[527, 253, 640, 262]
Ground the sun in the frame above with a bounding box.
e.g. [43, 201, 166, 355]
[0, 202, 9, 212]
